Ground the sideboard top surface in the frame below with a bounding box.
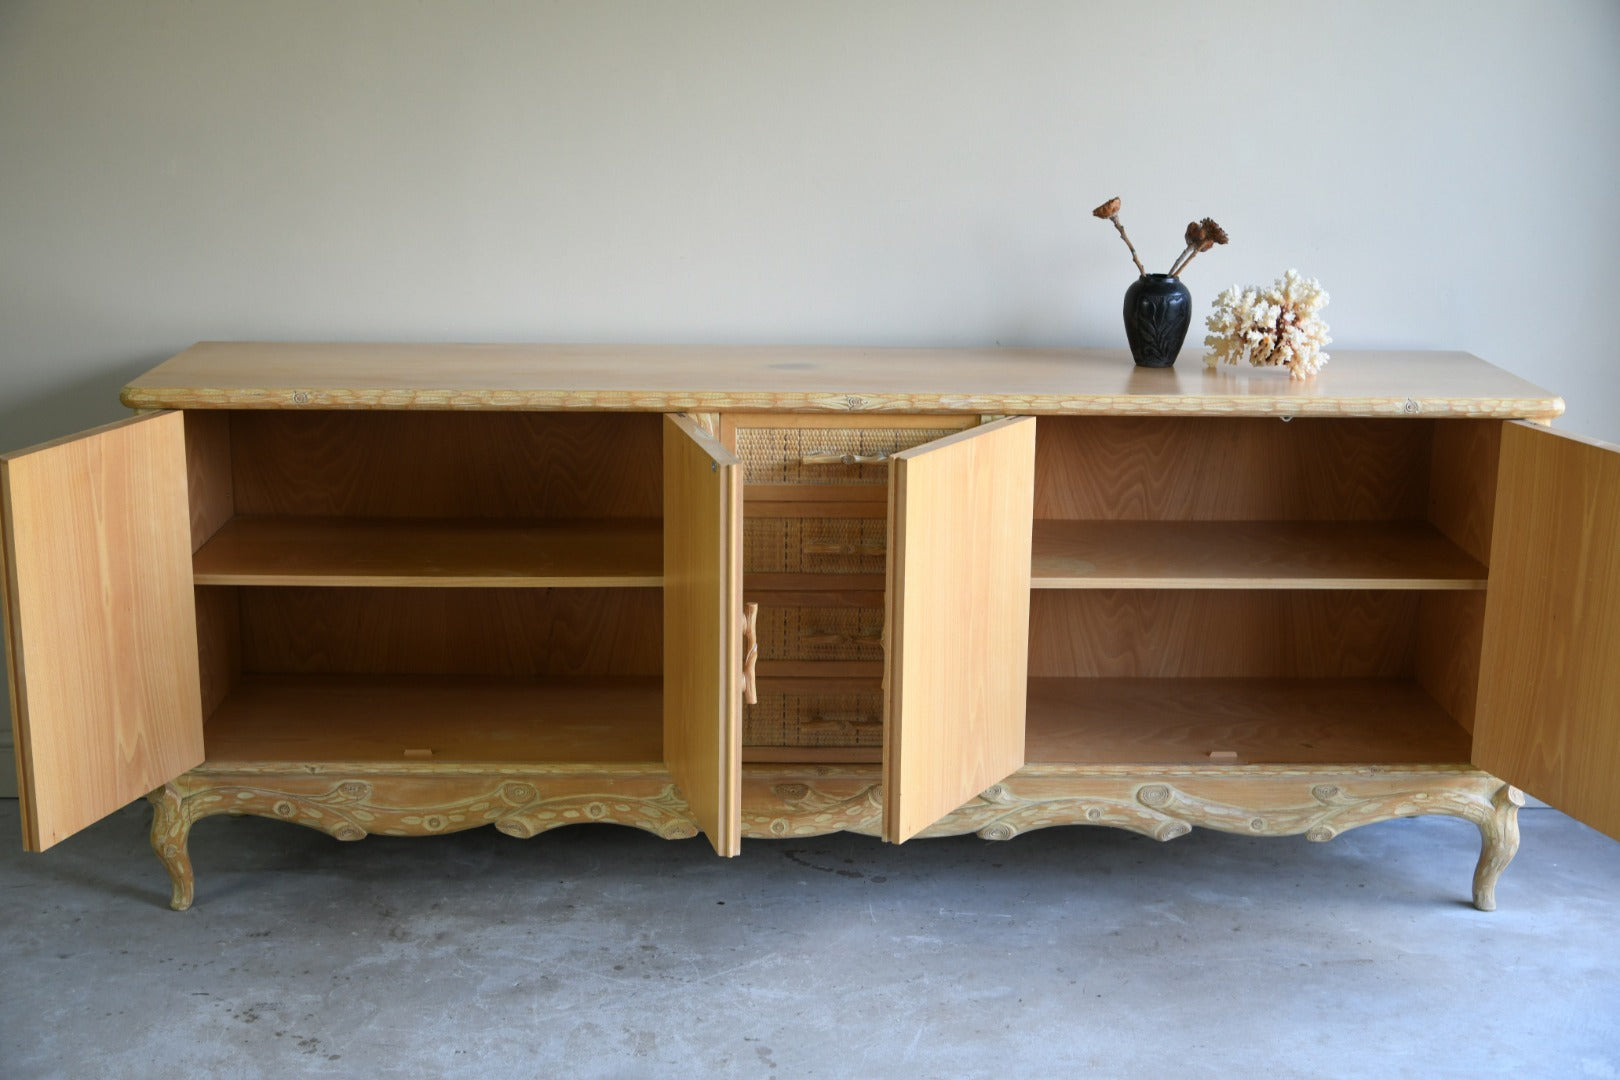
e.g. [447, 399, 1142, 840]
[121, 343, 1564, 419]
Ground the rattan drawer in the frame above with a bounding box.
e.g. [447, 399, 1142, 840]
[744, 681, 885, 750]
[755, 601, 885, 662]
[744, 515, 888, 575]
[732, 422, 971, 487]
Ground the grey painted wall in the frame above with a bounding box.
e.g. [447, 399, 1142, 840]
[2, 1, 1618, 794]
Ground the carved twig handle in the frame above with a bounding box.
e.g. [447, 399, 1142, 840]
[800, 631, 884, 648]
[740, 601, 759, 705]
[801, 714, 883, 733]
[802, 540, 886, 557]
[800, 450, 889, 466]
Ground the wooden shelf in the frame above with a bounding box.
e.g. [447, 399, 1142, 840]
[1030, 520, 1487, 590]
[203, 674, 662, 763]
[1025, 677, 1472, 765]
[192, 516, 662, 587]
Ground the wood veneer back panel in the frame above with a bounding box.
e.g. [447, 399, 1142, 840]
[184, 411, 234, 550]
[1033, 417, 1431, 521]
[1426, 420, 1500, 564]
[194, 587, 241, 721]
[1027, 589, 1419, 678]
[237, 587, 661, 677]
[229, 412, 662, 518]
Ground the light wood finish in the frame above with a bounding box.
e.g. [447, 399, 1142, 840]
[192, 516, 663, 587]
[124, 343, 1562, 419]
[1475, 423, 1620, 840]
[183, 410, 233, 550]
[238, 587, 661, 676]
[885, 417, 1036, 843]
[662, 415, 744, 856]
[1034, 417, 1432, 521]
[0, 413, 204, 851]
[1028, 590, 1418, 678]
[1427, 420, 1500, 564]
[1030, 520, 1486, 590]
[228, 410, 662, 519]
[204, 674, 661, 763]
[1025, 677, 1471, 765]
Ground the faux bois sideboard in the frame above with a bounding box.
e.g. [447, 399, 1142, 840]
[2, 344, 1616, 911]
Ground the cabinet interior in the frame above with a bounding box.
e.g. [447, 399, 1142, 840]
[183, 410, 1506, 773]
[1026, 416, 1500, 767]
[187, 411, 665, 764]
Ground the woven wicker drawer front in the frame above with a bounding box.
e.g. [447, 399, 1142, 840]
[744, 516, 888, 574]
[744, 686, 885, 748]
[736, 425, 967, 486]
[756, 603, 885, 662]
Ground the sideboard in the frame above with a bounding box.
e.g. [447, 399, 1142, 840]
[3, 343, 1615, 911]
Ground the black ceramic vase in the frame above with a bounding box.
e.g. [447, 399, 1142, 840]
[1123, 273, 1192, 367]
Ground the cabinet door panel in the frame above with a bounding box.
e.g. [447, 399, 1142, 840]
[1, 412, 203, 851]
[884, 417, 1036, 842]
[663, 415, 744, 855]
[1474, 422, 1620, 839]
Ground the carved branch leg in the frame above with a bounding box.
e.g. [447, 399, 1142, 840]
[1471, 783, 1524, 912]
[146, 784, 196, 911]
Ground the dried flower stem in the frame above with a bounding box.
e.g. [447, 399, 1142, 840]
[1111, 217, 1147, 276]
[1169, 244, 1197, 276]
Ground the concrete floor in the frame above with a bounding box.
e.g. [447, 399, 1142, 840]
[1, 802, 1616, 1079]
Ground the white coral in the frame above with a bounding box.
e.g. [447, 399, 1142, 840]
[1203, 269, 1331, 380]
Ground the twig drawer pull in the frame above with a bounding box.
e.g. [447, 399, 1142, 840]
[800, 714, 883, 733]
[800, 630, 884, 648]
[800, 450, 889, 466]
[802, 540, 886, 557]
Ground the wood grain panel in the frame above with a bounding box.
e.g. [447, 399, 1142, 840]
[1030, 520, 1485, 590]
[238, 587, 661, 677]
[123, 343, 1563, 420]
[662, 415, 743, 856]
[204, 674, 661, 763]
[1025, 677, 1471, 765]
[885, 417, 1035, 842]
[194, 586, 241, 721]
[1475, 423, 1620, 839]
[1033, 417, 1431, 521]
[184, 410, 233, 550]
[0, 412, 203, 851]
[230, 411, 661, 518]
[1427, 420, 1501, 564]
[1415, 590, 1486, 735]
[193, 516, 662, 587]
[1028, 590, 1419, 678]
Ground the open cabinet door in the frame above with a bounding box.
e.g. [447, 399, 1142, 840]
[884, 417, 1036, 843]
[1, 412, 203, 852]
[1474, 422, 1620, 839]
[663, 415, 744, 855]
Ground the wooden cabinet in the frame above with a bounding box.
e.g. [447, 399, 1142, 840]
[2, 343, 1615, 911]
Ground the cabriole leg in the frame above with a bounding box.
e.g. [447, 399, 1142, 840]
[146, 784, 196, 911]
[1472, 783, 1525, 912]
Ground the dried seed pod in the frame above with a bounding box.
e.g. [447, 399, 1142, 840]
[1093, 196, 1122, 219]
